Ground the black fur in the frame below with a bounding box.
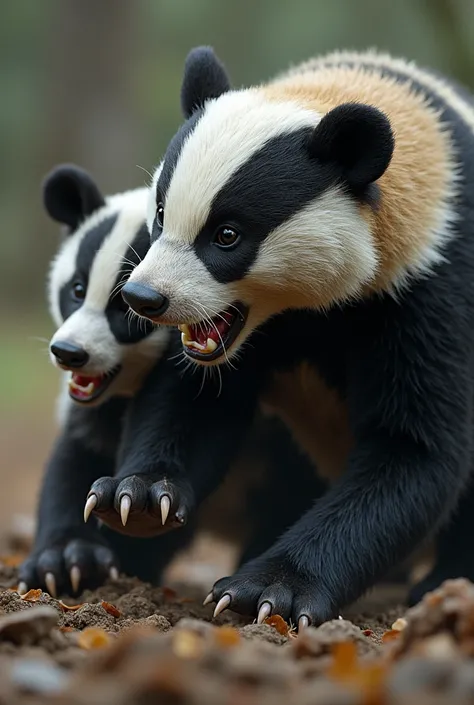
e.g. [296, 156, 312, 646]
[43, 164, 105, 232]
[152, 109, 204, 230]
[180, 46, 231, 119]
[309, 102, 394, 195]
[105, 224, 155, 344]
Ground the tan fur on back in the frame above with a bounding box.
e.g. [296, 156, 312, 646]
[261, 55, 461, 290]
[261, 364, 353, 481]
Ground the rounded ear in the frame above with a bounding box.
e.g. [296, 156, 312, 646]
[42, 164, 105, 231]
[180, 46, 231, 119]
[308, 103, 394, 191]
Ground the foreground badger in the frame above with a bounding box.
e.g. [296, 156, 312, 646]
[116, 48, 474, 627]
[20, 164, 318, 596]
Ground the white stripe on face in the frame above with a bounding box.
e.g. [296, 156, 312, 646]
[163, 91, 321, 243]
[85, 189, 148, 312]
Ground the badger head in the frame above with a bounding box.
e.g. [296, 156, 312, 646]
[124, 47, 394, 367]
[45, 164, 166, 405]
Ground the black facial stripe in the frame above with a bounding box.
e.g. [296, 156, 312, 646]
[106, 223, 155, 344]
[193, 128, 341, 284]
[58, 214, 118, 321]
[153, 108, 205, 239]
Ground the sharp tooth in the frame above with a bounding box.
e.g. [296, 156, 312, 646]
[68, 379, 95, 395]
[205, 338, 217, 352]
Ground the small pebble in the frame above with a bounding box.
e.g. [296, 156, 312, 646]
[11, 659, 69, 694]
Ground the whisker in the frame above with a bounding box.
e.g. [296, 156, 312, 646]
[124, 241, 142, 265]
[28, 336, 51, 344]
[136, 164, 153, 182]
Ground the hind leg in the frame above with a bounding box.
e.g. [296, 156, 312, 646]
[408, 479, 474, 605]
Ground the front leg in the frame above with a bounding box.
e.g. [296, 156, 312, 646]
[209, 429, 469, 628]
[19, 430, 119, 597]
[208, 296, 473, 627]
[87, 336, 261, 537]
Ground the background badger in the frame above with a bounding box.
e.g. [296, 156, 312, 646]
[19, 163, 319, 597]
[118, 47, 474, 628]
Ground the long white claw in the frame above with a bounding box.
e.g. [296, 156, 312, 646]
[44, 572, 57, 598]
[109, 567, 119, 581]
[120, 495, 132, 526]
[338, 614, 343, 620]
[160, 495, 171, 526]
[257, 602, 272, 624]
[213, 594, 231, 618]
[17, 581, 28, 596]
[70, 566, 81, 593]
[298, 615, 310, 631]
[202, 592, 214, 607]
[84, 494, 97, 523]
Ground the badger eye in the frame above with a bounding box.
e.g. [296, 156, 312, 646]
[156, 202, 164, 228]
[72, 282, 86, 301]
[213, 226, 241, 249]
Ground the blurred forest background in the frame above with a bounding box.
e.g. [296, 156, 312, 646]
[1, 0, 474, 545]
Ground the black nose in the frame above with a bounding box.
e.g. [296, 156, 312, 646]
[50, 341, 89, 368]
[121, 282, 169, 319]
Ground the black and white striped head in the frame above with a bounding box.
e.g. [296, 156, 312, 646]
[45, 164, 166, 405]
[124, 47, 394, 366]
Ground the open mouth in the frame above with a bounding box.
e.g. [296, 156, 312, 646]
[68, 366, 121, 403]
[178, 302, 248, 362]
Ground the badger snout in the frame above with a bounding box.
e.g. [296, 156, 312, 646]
[121, 282, 169, 321]
[50, 340, 89, 369]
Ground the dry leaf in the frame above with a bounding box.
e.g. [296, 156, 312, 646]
[59, 626, 76, 633]
[214, 626, 240, 648]
[78, 627, 111, 650]
[0, 553, 26, 567]
[328, 641, 358, 679]
[264, 614, 290, 636]
[101, 600, 121, 618]
[382, 629, 401, 643]
[21, 589, 43, 602]
[59, 600, 84, 612]
[172, 630, 203, 659]
[328, 641, 387, 704]
[162, 587, 177, 601]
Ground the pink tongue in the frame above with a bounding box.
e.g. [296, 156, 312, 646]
[72, 374, 102, 386]
[189, 312, 233, 344]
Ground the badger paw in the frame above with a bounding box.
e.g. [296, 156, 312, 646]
[84, 475, 194, 538]
[205, 554, 338, 630]
[18, 533, 119, 598]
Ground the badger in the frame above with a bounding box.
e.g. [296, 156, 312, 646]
[119, 47, 474, 627]
[19, 163, 318, 597]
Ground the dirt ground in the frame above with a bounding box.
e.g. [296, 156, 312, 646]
[0, 544, 472, 704]
[3, 387, 474, 703]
